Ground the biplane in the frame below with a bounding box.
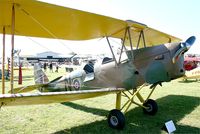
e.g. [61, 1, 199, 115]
[183, 56, 200, 80]
[0, 0, 196, 129]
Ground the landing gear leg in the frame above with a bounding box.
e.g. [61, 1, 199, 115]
[128, 84, 158, 115]
[116, 92, 121, 110]
[107, 83, 159, 129]
[107, 91, 125, 130]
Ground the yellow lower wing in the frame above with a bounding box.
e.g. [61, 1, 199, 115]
[0, 88, 123, 107]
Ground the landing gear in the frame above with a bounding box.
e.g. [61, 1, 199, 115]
[143, 99, 158, 115]
[107, 84, 160, 129]
[108, 109, 125, 130]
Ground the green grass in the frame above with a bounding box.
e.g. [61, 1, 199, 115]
[0, 68, 200, 134]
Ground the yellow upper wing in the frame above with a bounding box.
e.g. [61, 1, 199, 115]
[113, 20, 181, 47]
[0, 0, 181, 46]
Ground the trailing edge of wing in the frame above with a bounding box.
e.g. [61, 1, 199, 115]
[0, 88, 123, 107]
[0, 0, 181, 46]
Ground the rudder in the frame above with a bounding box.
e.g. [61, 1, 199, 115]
[34, 63, 49, 84]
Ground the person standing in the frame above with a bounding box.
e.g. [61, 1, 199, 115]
[55, 63, 59, 73]
[49, 62, 53, 73]
[43, 62, 47, 72]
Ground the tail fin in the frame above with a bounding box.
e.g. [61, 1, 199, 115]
[34, 63, 49, 84]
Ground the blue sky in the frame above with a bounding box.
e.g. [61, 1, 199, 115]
[1, 0, 200, 55]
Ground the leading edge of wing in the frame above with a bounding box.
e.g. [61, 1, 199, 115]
[0, 0, 181, 44]
[0, 88, 124, 107]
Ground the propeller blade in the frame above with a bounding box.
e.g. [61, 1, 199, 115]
[172, 36, 196, 63]
[172, 46, 187, 63]
[185, 36, 196, 46]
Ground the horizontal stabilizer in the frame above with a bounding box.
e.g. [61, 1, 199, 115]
[8, 84, 45, 93]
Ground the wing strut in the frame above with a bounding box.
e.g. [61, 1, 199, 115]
[118, 27, 128, 63]
[10, 4, 15, 93]
[136, 30, 146, 49]
[106, 36, 118, 66]
[2, 26, 6, 94]
[127, 27, 134, 58]
[141, 30, 146, 47]
[106, 27, 135, 65]
[16, 4, 75, 54]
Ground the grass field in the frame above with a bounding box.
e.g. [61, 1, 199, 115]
[0, 67, 200, 134]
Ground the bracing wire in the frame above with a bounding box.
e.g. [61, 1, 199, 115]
[15, 4, 75, 54]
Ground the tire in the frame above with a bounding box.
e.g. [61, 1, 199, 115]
[143, 99, 158, 115]
[107, 109, 125, 130]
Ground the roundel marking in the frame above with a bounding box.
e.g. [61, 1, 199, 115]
[73, 79, 81, 90]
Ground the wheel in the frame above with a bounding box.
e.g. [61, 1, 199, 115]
[143, 99, 158, 115]
[107, 109, 125, 130]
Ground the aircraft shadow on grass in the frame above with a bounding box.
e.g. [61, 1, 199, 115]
[178, 79, 200, 83]
[61, 102, 108, 117]
[55, 95, 200, 134]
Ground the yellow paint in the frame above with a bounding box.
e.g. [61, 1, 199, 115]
[0, 89, 122, 106]
[121, 89, 148, 113]
[136, 92, 145, 103]
[0, 0, 181, 47]
[116, 92, 121, 110]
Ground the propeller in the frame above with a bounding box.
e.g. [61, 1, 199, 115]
[172, 36, 196, 63]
